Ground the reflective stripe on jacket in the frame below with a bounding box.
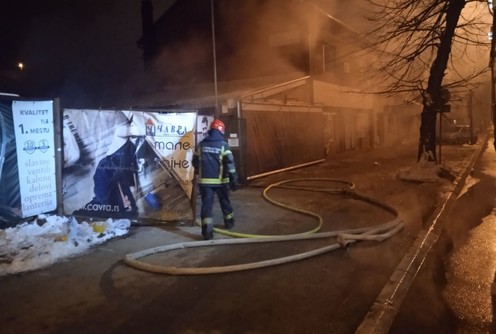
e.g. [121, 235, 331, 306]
[193, 129, 237, 186]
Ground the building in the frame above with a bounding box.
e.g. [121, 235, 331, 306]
[134, 0, 420, 181]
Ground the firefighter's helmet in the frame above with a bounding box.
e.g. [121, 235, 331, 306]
[210, 119, 225, 134]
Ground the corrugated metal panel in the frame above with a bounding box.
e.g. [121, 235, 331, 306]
[241, 102, 325, 179]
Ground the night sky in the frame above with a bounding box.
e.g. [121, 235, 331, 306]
[0, 0, 174, 108]
[0, 0, 371, 108]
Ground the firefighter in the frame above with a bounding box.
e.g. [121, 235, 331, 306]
[193, 119, 238, 240]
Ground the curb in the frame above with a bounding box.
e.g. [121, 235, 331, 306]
[355, 136, 488, 334]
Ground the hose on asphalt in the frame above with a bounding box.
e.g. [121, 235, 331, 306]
[124, 178, 404, 275]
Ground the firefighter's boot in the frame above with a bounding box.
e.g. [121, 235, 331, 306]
[224, 213, 235, 230]
[201, 218, 214, 240]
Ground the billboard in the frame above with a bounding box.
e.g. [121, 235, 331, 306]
[0, 99, 58, 221]
[62, 109, 197, 222]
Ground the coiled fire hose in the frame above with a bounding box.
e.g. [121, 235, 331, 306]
[124, 178, 404, 275]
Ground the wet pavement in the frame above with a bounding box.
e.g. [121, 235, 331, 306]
[391, 135, 496, 333]
[0, 137, 488, 334]
[442, 140, 496, 333]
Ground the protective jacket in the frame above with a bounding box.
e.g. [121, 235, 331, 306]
[193, 129, 237, 186]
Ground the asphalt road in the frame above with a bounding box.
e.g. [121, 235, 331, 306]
[0, 139, 482, 334]
[391, 137, 496, 333]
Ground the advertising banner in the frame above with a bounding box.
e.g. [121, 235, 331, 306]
[62, 109, 197, 222]
[0, 100, 22, 221]
[12, 100, 57, 218]
[196, 115, 214, 144]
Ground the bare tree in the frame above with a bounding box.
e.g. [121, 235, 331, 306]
[364, 0, 490, 162]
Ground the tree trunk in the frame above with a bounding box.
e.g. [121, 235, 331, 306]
[417, 0, 466, 162]
[418, 107, 438, 161]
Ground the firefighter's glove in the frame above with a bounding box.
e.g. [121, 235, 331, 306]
[229, 173, 239, 192]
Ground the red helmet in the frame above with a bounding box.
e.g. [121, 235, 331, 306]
[210, 119, 225, 134]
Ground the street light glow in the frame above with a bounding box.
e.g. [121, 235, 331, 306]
[17, 62, 24, 70]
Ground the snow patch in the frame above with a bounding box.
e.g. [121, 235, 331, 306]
[397, 153, 456, 183]
[0, 215, 130, 276]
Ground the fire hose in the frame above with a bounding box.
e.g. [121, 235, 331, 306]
[124, 178, 404, 275]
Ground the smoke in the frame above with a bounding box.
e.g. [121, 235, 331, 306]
[135, 0, 377, 100]
[362, 0, 492, 101]
[6, 0, 454, 111]
[1, 0, 384, 109]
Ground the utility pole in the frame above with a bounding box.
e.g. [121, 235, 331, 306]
[489, 0, 496, 150]
[141, 0, 155, 70]
[211, 0, 219, 118]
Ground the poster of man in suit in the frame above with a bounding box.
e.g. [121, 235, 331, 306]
[62, 109, 197, 222]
